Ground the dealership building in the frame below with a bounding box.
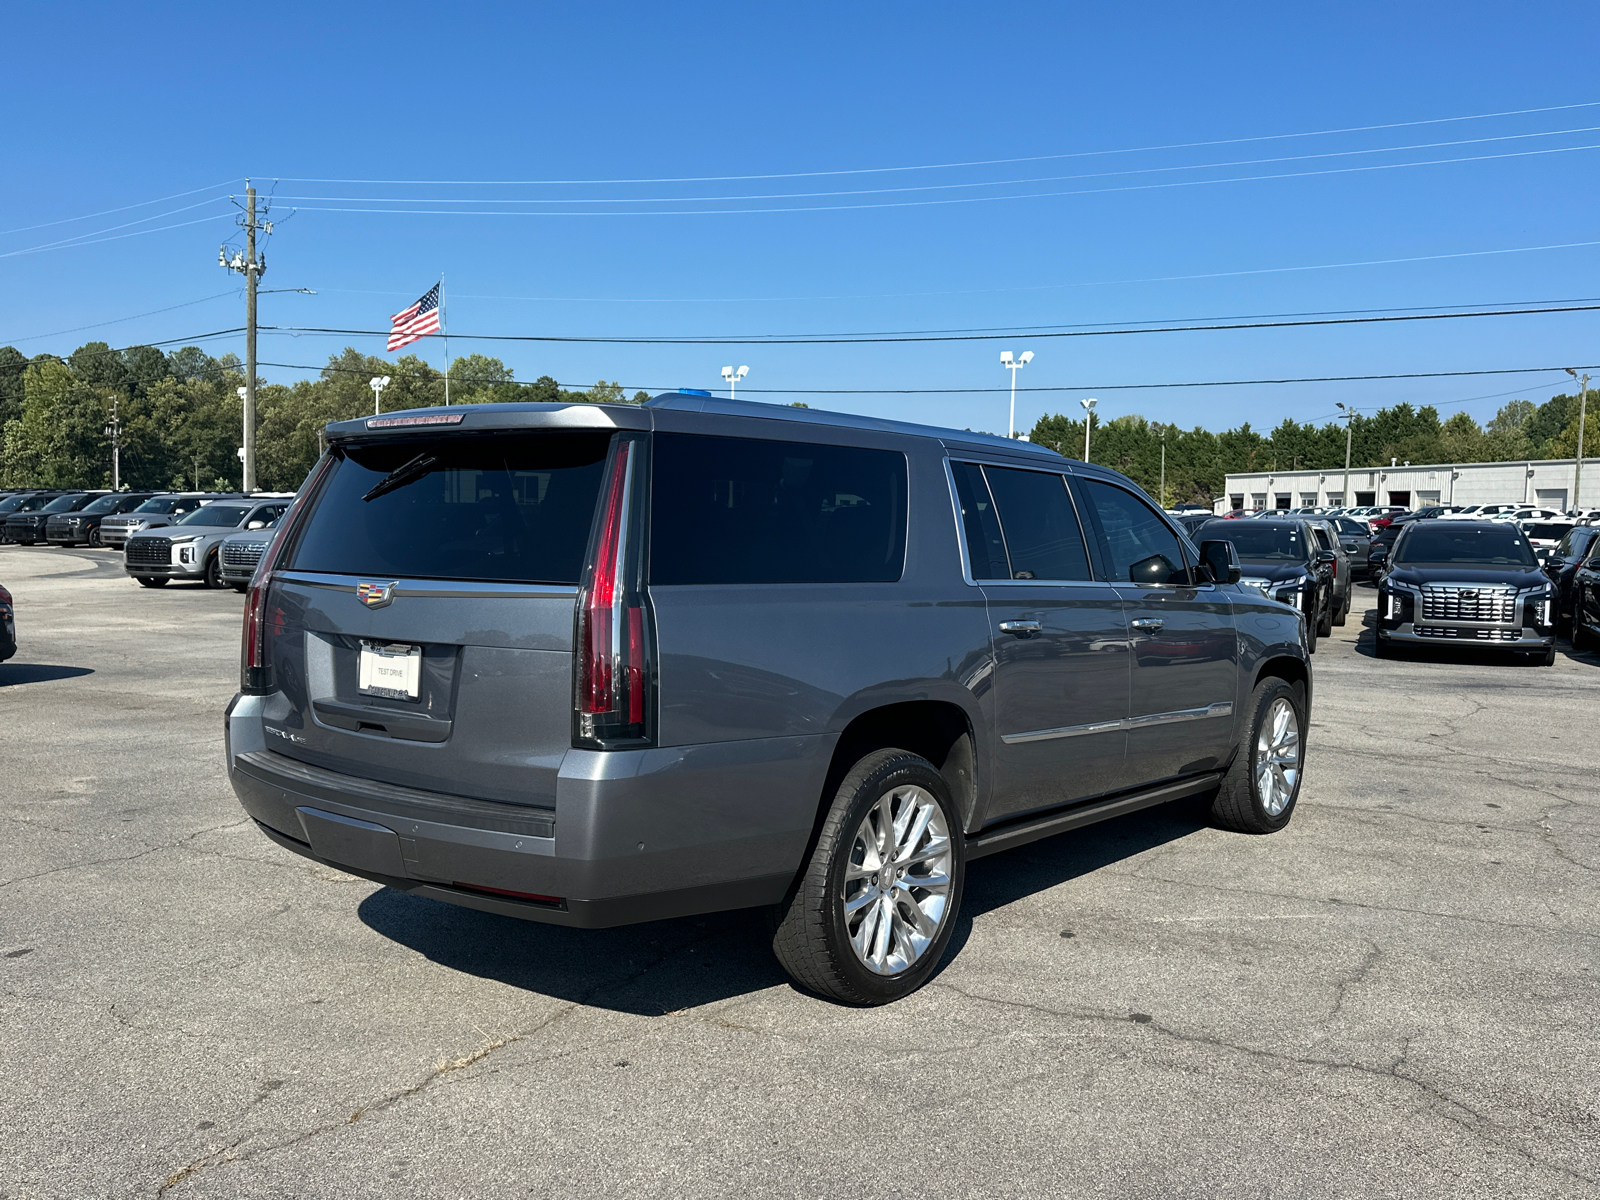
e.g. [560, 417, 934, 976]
[1217, 456, 1591, 514]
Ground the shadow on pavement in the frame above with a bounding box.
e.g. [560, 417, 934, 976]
[0, 663, 95, 686]
[357, 793, 1207, 1014]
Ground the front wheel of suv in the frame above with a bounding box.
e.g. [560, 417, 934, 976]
[771, 748, 965, 1006]
[135, 576, 169, 588]
[203, 552, 224, 590]
[1210, 676, 1305, 834]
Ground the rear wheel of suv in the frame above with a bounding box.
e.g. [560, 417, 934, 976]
[1333, 594, 1349, 627]
[135, 576, 168, 588]
[1316, 595, 1333, 638]
[88, 528, 103, 548]
[202, 552, 224, 589]
[771, 748, 964, 1006]
[1210, 677, 1304, 834]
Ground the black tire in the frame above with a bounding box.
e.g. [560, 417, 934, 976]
[1210, 676, 1306, 834]
[1574, 612, 1594, 653]
[1316, 594, 1333, 638]
[1528, 645, 1556, 666]
[770, 748, 965, 1006]
[18, 539, 35, 547]
[135, 576, 169, 588]
[230, 582, 249, 594]
[1333, 594, 1349, 627]
[88, 528, 103, 548]
[1303, 605, 1318, 654]
[203, 551, 224, 589]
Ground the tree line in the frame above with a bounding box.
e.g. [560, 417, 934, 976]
[1029, 390, 1599, 506]
[1, 338, 1595, 500]
[0, 343, 646, 492]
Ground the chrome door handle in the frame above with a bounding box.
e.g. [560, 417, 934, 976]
[1130, 618, 1165, 632]
[998, 620, 1042, 637]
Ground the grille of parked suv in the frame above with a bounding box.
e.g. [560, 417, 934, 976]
[1419, 584, 1517, 624]
[222, 541, 266, 571]
[125, 538, 172, 566]
[1415, 625, 1520, 641]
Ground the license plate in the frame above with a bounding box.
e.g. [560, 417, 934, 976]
[358, 641, 422, 700]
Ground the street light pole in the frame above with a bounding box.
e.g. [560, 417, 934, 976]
[102, 396, 121, 491]
[1566, 368, 1589, 512]
[721, 365, 749, 400]
[1337, 402, 1354, 509]
[1080, 397, 1098, 462]
[1000, 351, 1033, 439]
[1158, 426, 1167, 508]
[370, 375, 391, 416]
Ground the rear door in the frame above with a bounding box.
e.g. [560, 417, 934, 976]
[265, 430, 613, 808]
[951, 461, 1130, 819]
[1074, 477, 1238, 787]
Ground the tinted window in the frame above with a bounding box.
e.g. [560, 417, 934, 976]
[177, 504, 250, 527]
[292, 433, 611, 584]
[0, 495, 28, 513]
[1206, 523, 1308, 562]
[651, 433, 906, 585]
[1080, 480, 1192, 584]
[1555, 527, 1597, 556]
[1334, 519, 1366, 536]
[950, 462, 1009, 580]
[1393, 524, 1537, 567]
[134, 497, 182, 513]
[41, 493, 88, 513]
[81, 494, 126, 515]
[1525, 523, 1573, 540]
[980, 466, 1092, 581]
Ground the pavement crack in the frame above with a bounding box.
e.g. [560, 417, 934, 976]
[0, 819, 251, 891]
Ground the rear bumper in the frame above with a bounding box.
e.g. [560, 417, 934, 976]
[226, 694, 830, 928]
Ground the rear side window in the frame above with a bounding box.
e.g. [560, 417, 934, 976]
[1079, 480, 1193, 585]
[290, 433, 612, 584]
[952, 463, 1092, 581]
[651, 433, 906, 585]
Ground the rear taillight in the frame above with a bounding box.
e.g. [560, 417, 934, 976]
[574, 434, 654, 749]
[241, 454, 337, 694]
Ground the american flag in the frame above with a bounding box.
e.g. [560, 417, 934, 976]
[387, 283, 441, 351]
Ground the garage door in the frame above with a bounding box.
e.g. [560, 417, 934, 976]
[1536, 488, 1568, 510]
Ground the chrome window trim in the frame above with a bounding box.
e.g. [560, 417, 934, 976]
[274, 570, 578, 600]
[944, 457, 1100, 587]
[1002, 701, 1234, 745]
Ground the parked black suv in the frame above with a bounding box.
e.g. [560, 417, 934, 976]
[45, 491, 160, 547]
[227, 396, 1311, 1004]
[4, 492, 104, 545]
[1376, 521, 1556, 664]
[1543, 524, 1600, 634]
[1195, 519, 1335, 651]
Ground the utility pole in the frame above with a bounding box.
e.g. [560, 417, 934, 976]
[1337, 402, 1354, 509]
[1158, 426, 1167, 508]
[102, 396, 122, 491]
[193, 454, 202, 492]
[1567, 369, 1589, 512]
[220, 182, 269, 493]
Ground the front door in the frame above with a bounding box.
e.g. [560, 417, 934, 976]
[1075, 478, 1239, 788]
[950, 462, 1130, 819]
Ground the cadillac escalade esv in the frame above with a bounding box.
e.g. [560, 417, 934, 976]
[226, 394, 1311, 1004]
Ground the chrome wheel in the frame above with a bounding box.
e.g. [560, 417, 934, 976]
[840, 784, 953, 976]
[1255, 697, 1300, 816]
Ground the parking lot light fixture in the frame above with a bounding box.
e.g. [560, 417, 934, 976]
[1000, 350, 1033, 439]
[370, 375, 391, 416]
[1080, 397, 1098, 461]
[720, 365, 749, 400]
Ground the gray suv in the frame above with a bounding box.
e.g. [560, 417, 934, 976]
[125, 497, 292, 588]
[226, 395, 1311, 1004]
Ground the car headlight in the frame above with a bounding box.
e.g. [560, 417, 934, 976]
[1239, 577, 1273, 595]
[167, 534, 200, 544]
[1274, 578, 1308, 606]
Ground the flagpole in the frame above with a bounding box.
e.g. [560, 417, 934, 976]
[441, 274, 449, 406]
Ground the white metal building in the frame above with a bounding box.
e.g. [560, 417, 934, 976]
[1217, 456, 1592, 514]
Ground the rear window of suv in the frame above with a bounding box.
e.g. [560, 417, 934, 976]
[651, 433, 907, 585]
[290, 433, 612, 584]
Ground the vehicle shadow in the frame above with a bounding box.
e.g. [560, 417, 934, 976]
[0, 663, 95, 686]
[356, 794, 1207, 1015]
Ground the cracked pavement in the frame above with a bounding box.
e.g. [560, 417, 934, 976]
[1, 547, 1597, 1199]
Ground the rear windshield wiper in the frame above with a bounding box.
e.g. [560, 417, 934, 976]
[362, 452, 438, 503]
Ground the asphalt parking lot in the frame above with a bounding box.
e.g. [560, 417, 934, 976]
[2, 546, 1597, 1199]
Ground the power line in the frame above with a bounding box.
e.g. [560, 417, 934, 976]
[279, 142, 1600, 218]
[259, 302, 1600, 347]
[252, 359, 1598, 395]
[268, 122, 1600, 207]
[3, 292, 239, 344]
[0, 211, 233, 261]
[0, 179, 238, 238]
[265, 99, 1600, 185]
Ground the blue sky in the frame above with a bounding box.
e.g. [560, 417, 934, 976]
[4, 1, 1600, 435]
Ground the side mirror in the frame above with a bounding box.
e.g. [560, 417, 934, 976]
[1315, 549, 1337, 565]
[246, 520, 266, 530]
[1199, 540, 1242, 585]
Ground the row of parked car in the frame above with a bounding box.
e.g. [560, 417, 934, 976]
[0, 488, 293, 591]
[1174, 502, 1595, 666]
